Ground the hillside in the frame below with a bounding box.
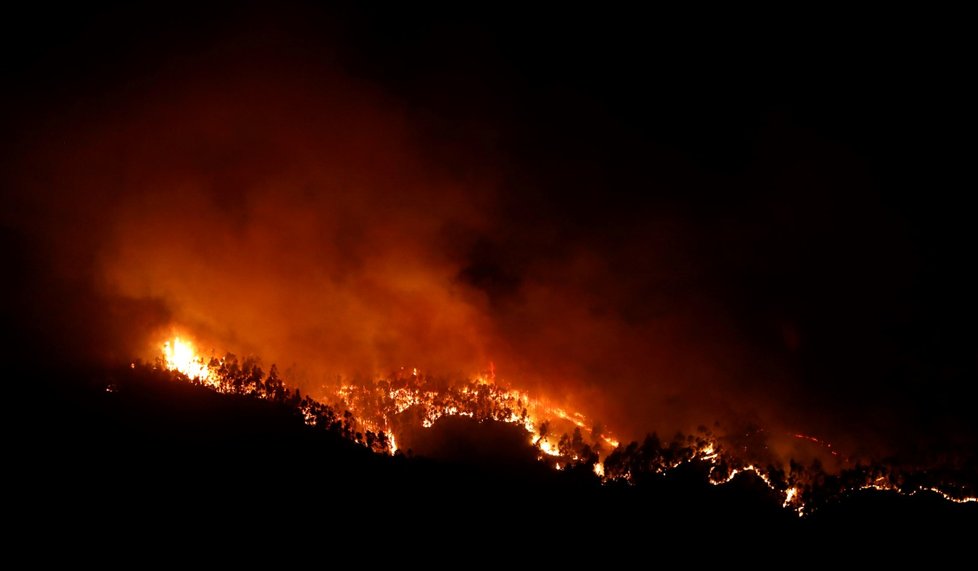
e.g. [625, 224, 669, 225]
[15, 362, 975, 547]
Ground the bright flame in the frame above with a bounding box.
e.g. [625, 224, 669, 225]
[152, 334, 978, 517]
[161, 337, 212, 382]
[783, 487, 798, 508]
[537, 438, 561, 457]
[336, 373, 616, 465]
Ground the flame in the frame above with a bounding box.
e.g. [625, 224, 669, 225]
[783, 487, 798, 508]
[918, 487, 977, 504]
[336, 372, 615, 464]
[161, 337, 213, 382]
[153, 334, 978, 516]
[537, 438, 561, 457]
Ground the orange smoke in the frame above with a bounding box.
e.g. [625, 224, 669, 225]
[78, 62, 498, 389]
[4, 23, 944, 467]
[0, 47, 820, 454]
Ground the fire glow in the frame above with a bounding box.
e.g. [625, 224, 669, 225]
[335, 371, 618, 466]
[157, 335, 977, 516]
[162, 338, 212, 383]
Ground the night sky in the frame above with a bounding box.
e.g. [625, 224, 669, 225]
[2, 3, 975, 465]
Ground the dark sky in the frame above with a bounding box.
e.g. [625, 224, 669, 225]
[2, 3, 975, 462]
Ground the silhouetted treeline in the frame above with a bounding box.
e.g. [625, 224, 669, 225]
[13, 355, 977, 548]
[159, 354, 394, 454]
[598, 427, 978, 515]
[200, 356, 977, 515]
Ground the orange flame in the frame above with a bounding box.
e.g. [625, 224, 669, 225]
[154, 334, 978, 516]
[161, 337, 213, 382]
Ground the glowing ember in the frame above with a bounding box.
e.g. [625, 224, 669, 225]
[918, 488, 977, 504]
[792, 432, 845, 460]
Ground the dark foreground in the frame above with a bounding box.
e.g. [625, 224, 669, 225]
[13, 362, 976, 553]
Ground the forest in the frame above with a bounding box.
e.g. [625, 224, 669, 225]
[14, 353, 975, 548]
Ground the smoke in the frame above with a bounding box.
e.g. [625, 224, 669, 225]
[3, 5, 974, 463]
[0, 63, 781, 447]
[17, 63, 491, 376]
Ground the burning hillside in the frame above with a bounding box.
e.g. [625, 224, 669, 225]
[156, 335, 977, 517]
[4, 5, 977, 542]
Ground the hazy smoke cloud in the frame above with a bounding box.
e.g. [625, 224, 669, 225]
[4, 6, 974, 464]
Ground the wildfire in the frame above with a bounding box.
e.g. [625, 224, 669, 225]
[153, 334, 978, 516]
[336, 372, 615, 465]
[783, 487, 800, 512]
[161, 337, 213, 383]
[157, 335, 617, 463]
[792, 432, 845, 461]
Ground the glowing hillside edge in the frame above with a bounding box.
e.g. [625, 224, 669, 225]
[155, 335, 978, 516]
